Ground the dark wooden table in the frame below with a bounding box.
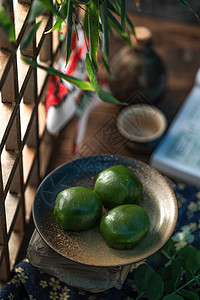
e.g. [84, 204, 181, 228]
[48, 14, 200, 172]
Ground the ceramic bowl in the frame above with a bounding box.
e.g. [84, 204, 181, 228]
[117, 104, 167, 153]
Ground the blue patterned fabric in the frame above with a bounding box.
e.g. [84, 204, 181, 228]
[0, 181, 200, 300]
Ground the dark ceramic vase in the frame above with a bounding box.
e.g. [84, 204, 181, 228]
[109, 26, 166, 104]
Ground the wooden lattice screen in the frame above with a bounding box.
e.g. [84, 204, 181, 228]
[0, 0, 59, 284]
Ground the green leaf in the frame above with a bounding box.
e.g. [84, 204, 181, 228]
[111, 0, 121, 12]
[107, 1, 120, 15]
[177, 0, 199, 20]
[147, 273, 164, 300]
[45, 17, 62, 34]
[75, 0, 91, 4]
[170, 260, 182, 289]
[29, 0, 64, 22]
[134, 263, 155, 292]
[45, 0, 69, 34]
[162, 295, 184, 300]
[96, 85, 120, 104]
[88, 0, 99, 71]
[162, 238, 176, 257]
[107, 10, 131, 47]
[101, 51, 111, 75]
[121, 0, 126, 29]
[149, 239, 176, 268]
[158, 266, 175, 294]
[100, 0, 109, 59]
[85, 53, 120, 104]
[126, 14, 135, 36]
[22, 57, 95, 91]
[83, 7, 89, 37]
[65, 0, 73, 65]
[28, 0, 46, 22]
[179, 289, 200, 300]
[111, 0, 134, 35]
[39, 0, 64, 19]
[85, 52, 98, 88]
[20, 21, 42, 50]
[177, 246, 200, 280]
[158, 260, 182, 294]
[0, 6, 15, 42]
[149, 251, 168, 268]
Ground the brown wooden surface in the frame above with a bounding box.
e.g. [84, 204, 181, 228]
[48, 14, 200, 172]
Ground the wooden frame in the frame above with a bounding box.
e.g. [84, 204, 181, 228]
[0, 0, 59, 284]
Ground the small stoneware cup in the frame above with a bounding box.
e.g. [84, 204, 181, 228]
[117, 104, 167, 153]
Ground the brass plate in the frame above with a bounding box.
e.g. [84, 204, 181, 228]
[33, 155, 178, 267]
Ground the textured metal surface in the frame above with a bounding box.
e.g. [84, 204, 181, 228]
[33, 155, 178, 267]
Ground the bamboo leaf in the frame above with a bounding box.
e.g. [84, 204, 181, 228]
[29, 0, 64, 22]
[107, 0, 135, 35]
[39, 0, 64, 19]
[88, 0, 99, 71]
[21, 21, 42, 50]
[121, 0, 126, 29]
[45, 0, 69, 34]
[126, 14, 135, 35]
[178, 0, 193, 10]
[85, 52, 98, 88]
[110, 0, 121, 12]
[177, 0, 199, 19]
[45, 17, 62, 34]
[28, 0, 46, 22]
[22, 57, 95, 91]
[83, 7, 89, 37]
[107, 10, 131, 47]
[85, 53, 119, 104]
[107, 1, 120, 15]
[100, 0, 109, 59]
[0, 6, 15, 42]
[96, 85, 120, 104]
[74, 0, 91, 4]
[101, 51, 111, 75]
[66, 0, 73, 65]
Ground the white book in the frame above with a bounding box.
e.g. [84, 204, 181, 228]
[150, 68, 200, 187]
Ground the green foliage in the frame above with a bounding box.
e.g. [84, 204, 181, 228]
[45, 0, 69, 34]
[85, 53, 120, 104]
[162, 295, 184, 300]
[28, 0, 46, 22]
[1, 0, 199, 104]
[21, 21, 42, 50]
[65, 0, 73, 65]
[133, 239, 200, 299]
[177, 0, 199, 20]
[88, 0, 100, 72]
[100, 0, 109, 60]
[22, 56, 95, 91]
[0, 6, 15, 42]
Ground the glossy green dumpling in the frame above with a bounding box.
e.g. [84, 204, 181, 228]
[54, 186, 102, 231]
[100, 204, 150, 250]
[94, 164, 143, 208]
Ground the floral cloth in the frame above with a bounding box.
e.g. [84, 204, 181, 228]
[0, 180, 199, 300]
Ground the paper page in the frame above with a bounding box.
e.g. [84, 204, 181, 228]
[150, 70, 200, 185]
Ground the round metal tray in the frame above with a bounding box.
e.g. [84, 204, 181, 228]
[33, 155, 178, 267]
